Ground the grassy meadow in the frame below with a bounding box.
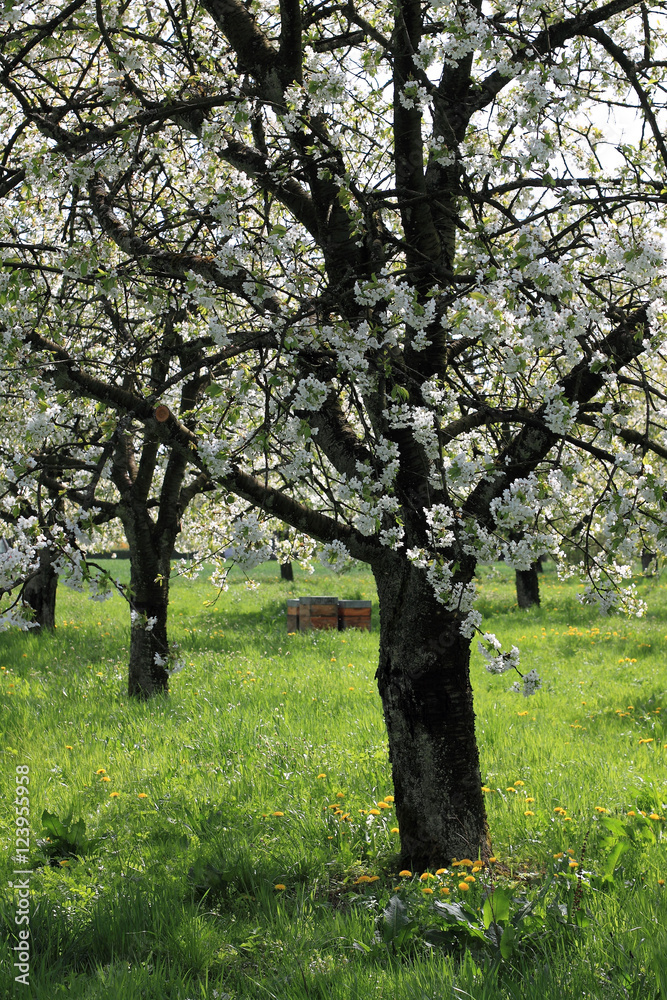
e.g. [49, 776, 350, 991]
[1, 557, 667, 999]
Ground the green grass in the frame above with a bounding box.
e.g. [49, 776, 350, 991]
[1, 558, 667, 998]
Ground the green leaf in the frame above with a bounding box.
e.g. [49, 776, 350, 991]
[499, 923, 516, 959]
[482, 888, 511, 929]
[603, 839, 629, 878]
[382, 895, 411, 944]
[205, 384, 224, 398]
[601, 817, 627, 838]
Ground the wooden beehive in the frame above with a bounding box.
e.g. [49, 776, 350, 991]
[298, 595, 338, 631]
[286, 598, 300, 632]
[338, 599, 372, 631]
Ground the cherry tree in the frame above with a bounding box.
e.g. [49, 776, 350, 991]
[3, 0, 667, 865]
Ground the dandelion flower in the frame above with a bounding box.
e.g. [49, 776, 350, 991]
[436, 868, 447, 875]
[274, 884, 286, 890]
[594, 807, 608, 813]
[95, 768, 106, 775]
[553, 852, 564, 859]
[659, 880, 665, 886]
[458, 882, 470, 891]
[336, 792, 345, 798]
[481, 785, 492, 793]
[489, 857, 498, 863]
[399, 870, 412, 877]
[368, 876, 380, 883]
[109, 791, 120, 798]
[525, 797, 535, 803]
[369, 808, 381, 816]
[569, 861, 579, 868]
[440, 887, 450, 895]
[65, 745, 73, 750]
[101, 776, 111, 782]
[464, 876, 476, 883]
[355, 875, 372, 884]
[650, 813, 660, 820]
[514, 780, 525, 787]
[524, 810, 534, 816]
[317, 773, 326, 779]
[422, 887, 434, 894]
[138, 793, 148, 799]
[384, 796, 395, 803]
[390, 827, 399, 833]
[459, 859, 474, 867]
[272, 811, 285, 817]
[627, 811, 636, 817]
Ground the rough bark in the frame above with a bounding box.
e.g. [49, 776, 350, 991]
[21, 546, 58, 631]
[515, 564, 541, 609]
[123, 510, 172, 698]
[373, 554, 490, 868]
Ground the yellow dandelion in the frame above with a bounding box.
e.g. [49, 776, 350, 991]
[459, 859, 474, 867]
[355, 875, 372, 884]
[384, 796, 395, 803]
[399, 870, 412, 877]
[272, 811, 285, 817]
[138, 793, 148, 799]
[336, 792, 345, 798]
[101, 776, 111, 782]
[489, 857, 498, 863]
[650, 813, 660, 820]
[627, 811, 636, 816]
[440, 887, 450, 895]
[369, 808, 381, 816]
[553, 806, 566, 815]
[514, 780, 525, 787]
[435, 868, 447, 875]
[317, 773, 326, 779]
[594, 807, 608, 813]
[569, 861, 579, 868]
[553, 852, 564, 859]
[481, 785, 492, 793]
[65, 745, 73, 750]
[524, 810, 534, 816]
[95, 768, 106, 775]
[465, 875, 476, 883]
[274, 884, 286, 890]
[368, 876, 380, 883]
[658, 880, 665, 886]
[422, 887, 434, 894]
[458, 882, 470, 891]
[109, 791, 120, 798]
[377, 802, 391, 809]
[390, 827, 399, 833]
[59, 860, 69, 866]
[525, 797, 535, 803]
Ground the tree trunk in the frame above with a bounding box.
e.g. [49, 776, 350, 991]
[641, 550, 657, 574]
[280, 560, 294, 581]
[373, 556, 490, 869]
[21, 546, 58, 631]
[122, 509, 172, 699]
[515, 563, 541, 609]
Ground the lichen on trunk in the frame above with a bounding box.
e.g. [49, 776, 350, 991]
[372, 554, 490, 869]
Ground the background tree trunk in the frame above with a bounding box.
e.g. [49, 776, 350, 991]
[21, 545, 58, 631]
[515, 564, 541, 609]
[373, 555, 490, 868]
[280, 561, 294, 581]
[121, 499, 173, 698]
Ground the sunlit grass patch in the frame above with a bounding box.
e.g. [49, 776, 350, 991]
[0, 558, 666, 998]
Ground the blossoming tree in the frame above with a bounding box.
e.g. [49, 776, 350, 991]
[3, 0, 667, 864]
